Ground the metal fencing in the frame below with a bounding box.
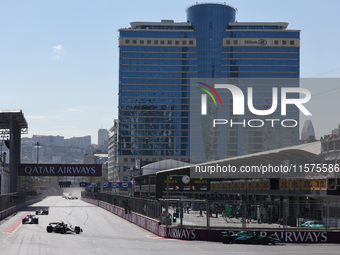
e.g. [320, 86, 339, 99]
[0, 191, 46, 213]
[161, 199, 340, 229]
[88, 192, 340, 230]
[86, 192, 163, 220]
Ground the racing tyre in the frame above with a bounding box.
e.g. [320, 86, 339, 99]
[260, 236, 269, 245]
[22, 219, 25, 224]
[46, 211, 49, 215]
[75, 226, 80, 234]
[36, 211, 38, 215]
[35, 218, 39, 224]
[221, 235, 230, 244]
[46, 226, 53, 233]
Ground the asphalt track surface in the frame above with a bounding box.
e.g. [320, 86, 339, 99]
[1, 196, 340, 255]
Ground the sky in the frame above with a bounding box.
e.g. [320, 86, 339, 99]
[1, 0, 340, 143]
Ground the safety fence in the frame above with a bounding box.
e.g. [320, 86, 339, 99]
[83, 192, 162, 220]
[86, 192, 340, 230]
[160, 199, 340, 230]
[0, 191, 46, 221]
[82, 194, 340, 243]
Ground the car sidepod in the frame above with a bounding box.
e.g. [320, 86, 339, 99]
[268, 234, 283, 244]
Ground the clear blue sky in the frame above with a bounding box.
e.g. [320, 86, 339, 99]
[1, 0, 340, 143]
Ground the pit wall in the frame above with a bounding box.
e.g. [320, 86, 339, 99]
[82, 197, 340, 243]
[0, 196, 44, 221]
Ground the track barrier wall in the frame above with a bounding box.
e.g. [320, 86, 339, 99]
[82, 197, 159, 235]
[0, 193, 46, 221]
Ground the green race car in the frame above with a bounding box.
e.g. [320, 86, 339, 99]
[220, 231, 283, 245]
[301, 221, 326, 228]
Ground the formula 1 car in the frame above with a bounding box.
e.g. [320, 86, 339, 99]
[36, 208, 49, 215]
[22, 215, 39, 224]
[220, 231, 283, 245]
[301, 221, 326, 228]
[46, 222, 83, 234]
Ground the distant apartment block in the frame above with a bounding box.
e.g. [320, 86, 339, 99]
[331, 126, 340, 135]
[21, 137, 33, 160]
[301, 120, 315, 141]
[64, 135, 91, 149]
[84, 153, 108, 180]
[108, 119, 118, 181]
[32, 135, 64, 147]
[98, 128, 109, 147]
[52, 156, 62, 164]
[21, 135, 91, 163]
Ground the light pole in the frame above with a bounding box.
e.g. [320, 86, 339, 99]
[166, 174, 169, 226]
[36, 142, 40, 164]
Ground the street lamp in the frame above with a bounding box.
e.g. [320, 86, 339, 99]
[36, 142, 40, 164]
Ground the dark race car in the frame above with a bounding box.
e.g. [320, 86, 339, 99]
[22, 214, 39, 224]
[36, 208, 49, 215]
[46, 222, 83, 234]
[220, 231, 283, 245]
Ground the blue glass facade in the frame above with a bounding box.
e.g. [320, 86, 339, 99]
[117, 3, 300, 176]
[186, 4, 236, 79]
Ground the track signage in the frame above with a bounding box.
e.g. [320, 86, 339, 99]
[18, 164, 102, 177]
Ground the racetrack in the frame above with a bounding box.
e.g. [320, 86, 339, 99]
[0, 196, 339, 255]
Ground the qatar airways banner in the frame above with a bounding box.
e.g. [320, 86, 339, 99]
[158, 228, 336, 243]
[18, 164, 102, 177]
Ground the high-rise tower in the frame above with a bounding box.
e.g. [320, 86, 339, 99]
[117, 3, 300, 180]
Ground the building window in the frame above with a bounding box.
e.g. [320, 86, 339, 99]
[140, 40, 144, 44]
[168, 40, 172, 45]
[189, 40, 193, 45]
[124, 158, 128, 162]
[182, 40, 187, 45]
[160, 40, 165, 45]
[147, 40, 151, 44]
[175, 41, 179, 45]
[282, 40, 287, 45]
[233, 40, 238, 45]
[125, 39, 130, 44]
[131, 158, 135, 162]
[226, 40, 230, 45]
[154, 40, 158, 44]
[290, 40, 295, 45]
[274, 40, 279, 45]
[133, 40, 137, 44]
